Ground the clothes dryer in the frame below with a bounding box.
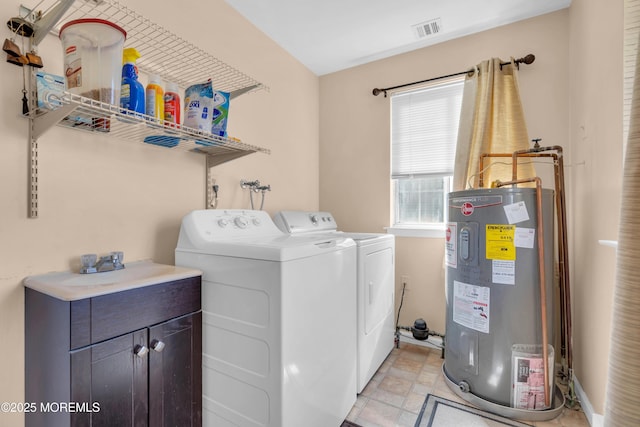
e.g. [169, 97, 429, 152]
[273, 210, 395, 393]
[175, 209, 357, 427]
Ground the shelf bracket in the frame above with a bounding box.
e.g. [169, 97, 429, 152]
[28, 133, 38, 218]
[31, 0, 75, 45]
[31, 103, 80, 140]
[230, 84, 261, 100]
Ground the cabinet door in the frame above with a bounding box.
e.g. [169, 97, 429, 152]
[149, 312, 202, 427]
[71, 329, 149, 427]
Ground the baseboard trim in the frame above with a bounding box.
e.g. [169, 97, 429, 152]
[574, 375, 604, 427]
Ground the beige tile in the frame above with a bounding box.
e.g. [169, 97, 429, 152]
[403, 391, 427, 413]
[350, 343, 590, 427]
[392, 356, 425, 374]
[361, 376, 381, 398]
[378, 374, 413, 397]
[396, 409, 419, 427]
[416, 369, 440, 387]
[397, 343, 431, 362]
[358, 399, 401, 427]
[370, 387, 406, 408]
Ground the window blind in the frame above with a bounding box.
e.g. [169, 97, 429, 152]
[391, 80, 464, 179]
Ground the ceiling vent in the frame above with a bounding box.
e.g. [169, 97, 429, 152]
[412, 18, 442, 39]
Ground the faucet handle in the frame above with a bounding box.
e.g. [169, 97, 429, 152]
[81, 253, 97, 267]
[80, 254, 98, 274]
[110, 251, 125, 268]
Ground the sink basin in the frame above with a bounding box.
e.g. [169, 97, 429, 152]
[61, 263, 177, 286]
[24, 260, 201, 301]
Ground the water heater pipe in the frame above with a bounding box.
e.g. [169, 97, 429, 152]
[479, 147, 573, 392]
[496, 176, 550, 408]
[511, 146, 572, 382]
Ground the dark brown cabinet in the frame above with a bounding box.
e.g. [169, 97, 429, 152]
[25, 275, 202, 427]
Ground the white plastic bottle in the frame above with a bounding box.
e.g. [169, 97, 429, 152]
[145, 74, 164, 121]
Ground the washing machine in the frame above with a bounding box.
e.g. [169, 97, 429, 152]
[273, 210, 395, 393]
[175, 209, 357, 427]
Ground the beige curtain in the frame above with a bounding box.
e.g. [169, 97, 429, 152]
[604, 36, 640, 427]
[453, 58, 536, 190]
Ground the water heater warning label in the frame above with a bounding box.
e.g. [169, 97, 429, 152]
[453, 281, 490, 333]
[486, 224, 516, 260]
[445, 223, 457, 267]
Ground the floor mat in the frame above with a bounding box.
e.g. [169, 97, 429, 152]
[415, 394, 533, 427]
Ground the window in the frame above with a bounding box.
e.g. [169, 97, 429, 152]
[389, 78, 464, 237]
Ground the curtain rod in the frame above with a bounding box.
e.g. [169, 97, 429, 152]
[372, 53, 535, 97]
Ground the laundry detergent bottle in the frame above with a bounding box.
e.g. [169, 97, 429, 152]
[145, 74, 164, 121]
[120, 47, 145, 115]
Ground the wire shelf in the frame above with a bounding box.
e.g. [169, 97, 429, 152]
[25, 0, 267, 95]
[31, 92, 270, 162]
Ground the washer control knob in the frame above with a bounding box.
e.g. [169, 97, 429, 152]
[234, 216, 249, 229]
[310, 215, 319, 225]
[218, 219, 229, 228]
[252, 218, 261, 227]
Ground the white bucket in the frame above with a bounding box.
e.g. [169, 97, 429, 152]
[59, 18, 126, 105]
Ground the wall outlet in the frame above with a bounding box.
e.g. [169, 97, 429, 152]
[400, 275, 410, 290]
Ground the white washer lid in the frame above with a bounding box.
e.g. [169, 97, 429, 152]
[176, 209, 355, 261]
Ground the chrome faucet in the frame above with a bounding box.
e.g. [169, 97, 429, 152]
[80, 251, 125, 274]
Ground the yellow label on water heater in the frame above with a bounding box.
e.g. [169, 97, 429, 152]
[486, 224, 516, 260]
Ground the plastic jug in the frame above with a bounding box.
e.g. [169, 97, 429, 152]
[120, 47, 145, 116]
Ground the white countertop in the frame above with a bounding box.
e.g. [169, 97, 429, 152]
[23, 260, 202, 301]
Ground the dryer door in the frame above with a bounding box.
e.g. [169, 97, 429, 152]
[363, 247, 394, 334]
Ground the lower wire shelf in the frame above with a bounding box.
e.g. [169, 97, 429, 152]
[26, 92, 271, 218]
[30, 92, 271, 166]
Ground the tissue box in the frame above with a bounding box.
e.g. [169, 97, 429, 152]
[36, 72, 65, 111]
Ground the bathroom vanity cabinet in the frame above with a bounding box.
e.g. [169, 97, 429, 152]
[24, 266, 201, 427]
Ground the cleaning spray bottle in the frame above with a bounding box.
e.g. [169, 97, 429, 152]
[120, 47, 145, 116]
[146, 74, 164, 122]
[164, 81, 181, 128]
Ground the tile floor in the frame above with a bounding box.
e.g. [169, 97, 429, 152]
[345, 342, 590, 427]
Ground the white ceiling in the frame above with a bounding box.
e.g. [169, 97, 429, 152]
[225, 0, 571, 76]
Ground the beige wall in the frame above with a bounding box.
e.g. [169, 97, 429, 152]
[0, 0, 319, 426]
[568, 0, 623, 418]
[320, 5, 621, 419]
[320, 10, 570, 341]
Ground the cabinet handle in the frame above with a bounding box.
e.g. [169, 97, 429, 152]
[134, 344, 149, 358]
[150, 339, 165, 352]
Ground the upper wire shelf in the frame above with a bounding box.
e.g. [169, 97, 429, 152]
[24, 0, 268, 96]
